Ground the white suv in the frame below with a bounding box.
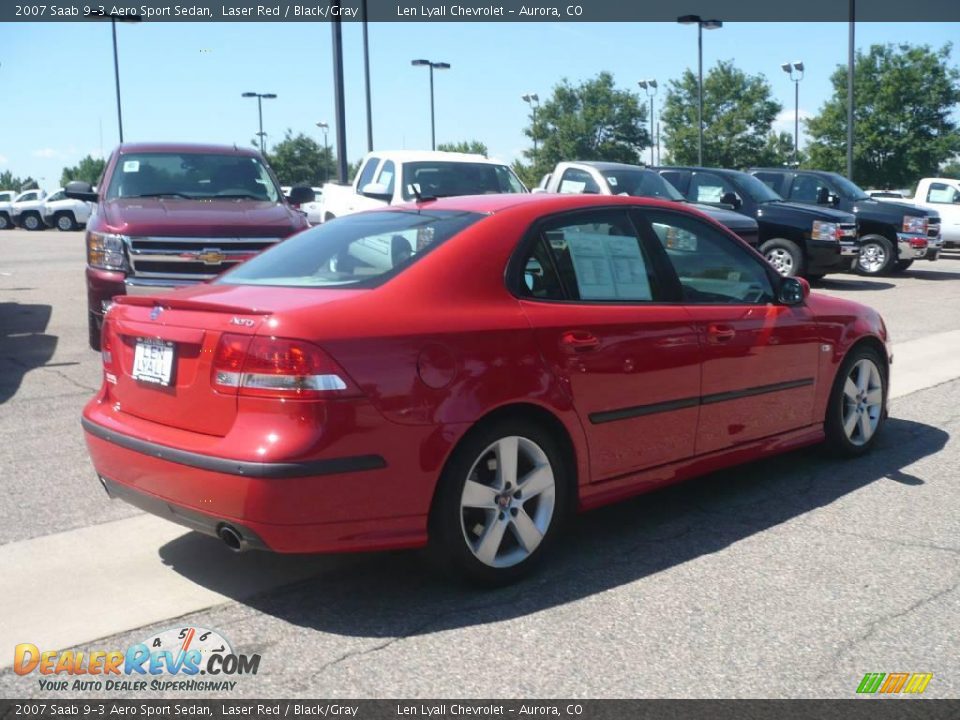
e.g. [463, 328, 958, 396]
[42, 188, 94, 231]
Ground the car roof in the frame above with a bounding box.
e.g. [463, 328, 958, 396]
[384, 192, 686, 215]
[116, 142, 261, 157]
[566, 161, 648, 172]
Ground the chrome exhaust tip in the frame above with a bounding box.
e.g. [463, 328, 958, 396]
[217, 524, 247, 553]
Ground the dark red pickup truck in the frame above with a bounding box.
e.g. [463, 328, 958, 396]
[67, 142, 312, 349]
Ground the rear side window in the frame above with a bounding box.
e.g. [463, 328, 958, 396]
[642, 209, 774, 304]
[218, 209, 483, 289]
[519, 210, 662, 303]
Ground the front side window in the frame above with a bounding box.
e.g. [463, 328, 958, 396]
[219, 209, 483, 289]
[753, 172, 782, 192]
[17, 192, 38, 202]
[46, 190, 66, 202]
[356, 157, 380, 189]
[643, 210, 774, 304]
[689, 172, 738, 204]
[789, 174, 829, 205]
[558, 168, 601, 194]
[104, 153, 281, 202]
[401, 162, 526, 200]
[527, 210, 661, 302]
[927, 183, 960, 204]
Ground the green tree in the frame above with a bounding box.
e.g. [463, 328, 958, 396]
[265, 130, 335, 186]
[662, 61, 782, 168]
[938, 159, 960, 178]
[0, 170, 26, 191]
[60, 155, 106, 187]
[437, 140, 489, 157]
[514, 72, 649, 183]
[805, 43, 960, 187]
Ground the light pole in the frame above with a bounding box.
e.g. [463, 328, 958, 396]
[317, 121, 330, 182]
[847, 0, 856, 180]
[521, 93, 540, 154]
[91, 12, 140, 143]
[638, 80, 658, 165]
[411, 59, 450, 151]
[781, 61, 804, 164]
[241, 92, 277, 155]
[677, 14, 722, 165]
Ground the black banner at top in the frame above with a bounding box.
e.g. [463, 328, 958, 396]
[3, 0, 960, 22]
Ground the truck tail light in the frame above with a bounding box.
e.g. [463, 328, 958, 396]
[212, 334, 361, 399]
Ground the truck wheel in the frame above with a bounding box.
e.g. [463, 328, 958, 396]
[824, 344, 887, 457]
[856, 235, 895, 276]
[88, 313, 102, 352]
[894, 259, 914, 272]
[54, 212, 77, 231]
[760, 238, 805, 278]
[0, 213, 10, 230]
[22, 213, 43, 231]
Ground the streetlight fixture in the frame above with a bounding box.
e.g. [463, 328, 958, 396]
[638, 80, 658, 165]
[521, 93, 540, 154]
[411, 59, 451, 151]
[781, 61, 804, 163]
[317, 121, 330, 182]
[677, 14, 723, 165]
[241, 92, 277, 154]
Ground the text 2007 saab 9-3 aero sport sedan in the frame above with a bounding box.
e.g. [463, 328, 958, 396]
[82, 194, 890, 584]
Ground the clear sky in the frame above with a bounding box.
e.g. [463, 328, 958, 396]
[2, 20, 958, 188]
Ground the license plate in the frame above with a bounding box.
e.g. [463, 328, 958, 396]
[132, 338, 175, 386]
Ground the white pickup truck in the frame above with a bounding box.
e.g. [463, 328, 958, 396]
[0, 190, 17, 230]
[536, 161, 761, 248]
[319, 150, 527, 222]
[9, 189, 48, 230]
[880, 178, 960, 248]
[41, 187, 94, 231]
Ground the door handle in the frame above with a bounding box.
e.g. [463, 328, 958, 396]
[707, 323, 736, 343]
[561, 331, 600, 352]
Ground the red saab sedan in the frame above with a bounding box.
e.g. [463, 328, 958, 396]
[83, 194, 890, 583]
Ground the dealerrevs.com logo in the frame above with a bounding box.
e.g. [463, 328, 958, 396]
[14, 627, 260, 693]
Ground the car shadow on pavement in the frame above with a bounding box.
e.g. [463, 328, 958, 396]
[900, 269, 960, 281]
[0, 302, 57, 404]
[815, 277, 895, 291]
[157, 415, 948, 639]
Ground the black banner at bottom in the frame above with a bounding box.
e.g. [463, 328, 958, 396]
[2, 700, 960, 720]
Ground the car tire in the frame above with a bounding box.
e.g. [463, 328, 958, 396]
[894, 259, 914, 272]
[54, 212, 77, 231]
[760, 238, 805, 278]
[22, 213, 43, 231]
[824, 344, 887, 457]
[88, 313, 101, 352]
[856, 235, 895, 276]
[428, 419, 572, 586]
[0, 212, 11, 230]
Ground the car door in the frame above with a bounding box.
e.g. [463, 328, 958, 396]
[638, 208, 822, 455]
[923, 182, 960, 244]
[516, 208, 701, 482]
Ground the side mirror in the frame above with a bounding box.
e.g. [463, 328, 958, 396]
[720, 191, 741, 210]
[287, 185, 316, 206]
[65, 180, 98, 203]
[361, 182, 392, 201]
[779, 276, 810, 305]
[815, 187, 830, 205]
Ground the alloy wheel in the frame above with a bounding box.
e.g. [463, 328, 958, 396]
[765, 248, 794, 276]
[57, 215, 73, 231]
[858, 242, 887, 274]
[24, 215, 40, 231]
[841, 358, 883, 446]
[459, 435, 556, 569]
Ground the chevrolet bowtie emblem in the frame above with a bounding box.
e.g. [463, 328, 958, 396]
[196, 249, 227, 265]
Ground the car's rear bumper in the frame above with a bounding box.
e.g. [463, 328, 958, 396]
[81, 405, 437, 554]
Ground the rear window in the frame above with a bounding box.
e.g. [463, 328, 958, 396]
[218, 209, 484, 288]
[401, 162, 526, 200]
[105, 152, 281, 202]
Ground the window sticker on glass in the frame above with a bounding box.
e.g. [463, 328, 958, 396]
[565, 233, 652, 301]
[607, 176, 618, 187]
[123, 160, 140, 173]
[559, 180, 587, 194]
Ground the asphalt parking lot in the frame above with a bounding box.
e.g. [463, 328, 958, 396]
[1, 229, 958, 698]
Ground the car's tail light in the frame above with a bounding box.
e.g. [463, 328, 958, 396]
[212, 334, 361, 399]
[101, 319, 119, 384]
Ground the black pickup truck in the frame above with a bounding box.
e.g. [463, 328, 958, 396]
[749, 168, 942, 276]
[653, 167, 859, 280]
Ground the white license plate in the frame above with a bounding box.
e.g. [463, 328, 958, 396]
[132, 338, 175, 386]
